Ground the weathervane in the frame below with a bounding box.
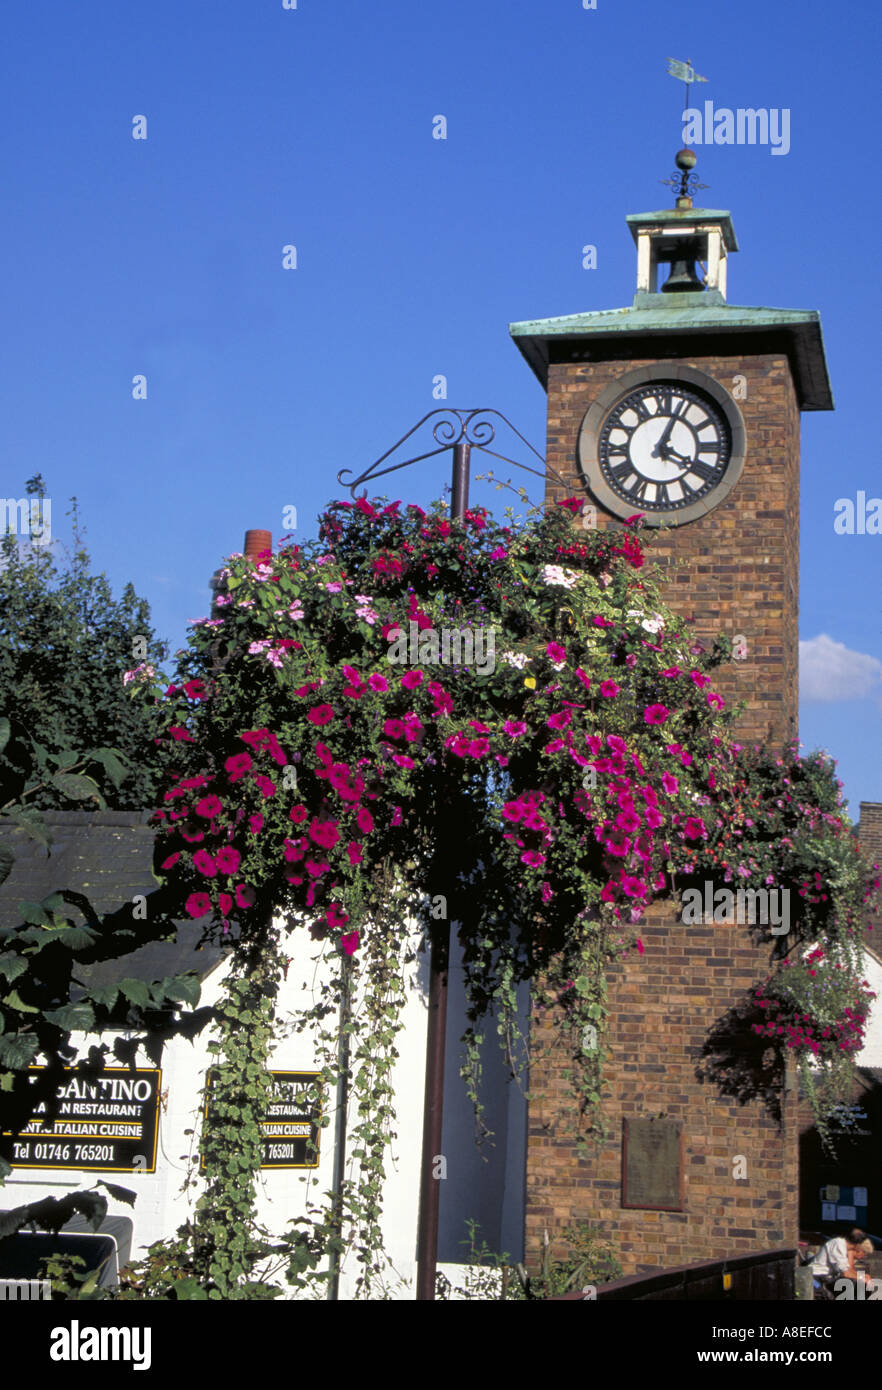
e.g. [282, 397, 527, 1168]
[661, 57, 710, 208]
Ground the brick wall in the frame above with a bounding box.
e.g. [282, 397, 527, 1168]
[526, 346, 802, 1274]
[545, 350, 800, 747]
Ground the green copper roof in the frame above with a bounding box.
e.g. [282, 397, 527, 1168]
[509, 293, 833, 410]
[625, 208, 739, 253]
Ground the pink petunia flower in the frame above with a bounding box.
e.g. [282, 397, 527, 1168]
[215, 846, 241, 875]
[225, 753, 253, 782]
[600, 681, 620, 698]
[308, 705, 335, 726]
[193, 850, 217, 877]
[643, 704, 669, 725]
[185, 891, 212, 918]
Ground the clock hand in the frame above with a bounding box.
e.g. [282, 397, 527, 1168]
[651, 401, 688, 458]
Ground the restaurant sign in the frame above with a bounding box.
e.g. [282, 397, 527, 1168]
[5, 1067, 161, 1172]
[202, 1070, 322, 1169]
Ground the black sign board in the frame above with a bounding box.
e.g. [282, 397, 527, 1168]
[202, 1070, 322, 1170]
[5, 1067, 161, 1173]
[622, 1117, 684, 1211]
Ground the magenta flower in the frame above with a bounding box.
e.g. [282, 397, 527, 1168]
[310, 820, 340, 850]
[616, 809, 642, 834]
[185, 891, 212, 918]
[254, 775, 276, 798]
[169, 726, 194, 742]
[401, 670, 423, 690]
[621, 875, 648, 898]
[225, 753, 253, 782]
[355, 807, 374, 834]
[661, 772, 679, 795]
[218, 892, 233, 917]
[600, 681, 620, 698]
[469, 738, 490, 757]
[289, 805, 308, 824]
[383, 718, 406, 740]
[368, 673, 389, 692]
[341, 930, 360, 956]
[193, 850, 217, 877]
[602, 829, 631, 857]
[575, 667, 591, 690]
[504, 719, 527, 737]
[161, 852, 180, 871]
[547, 710, 572, 731]
[546, 641, 566, 665]
[215, 846, 241, 875]
[392, 754, 416, 768]
[284, 838, 306, 862]
[661, 667, 682, 678]
[706, 691, 725, 710]
[235, 883, 256, 909]
[683, 816, 708, 841]
[521, 849, 546, 867]
[195, 795, 223, 819]
[643, 704, 669, 725]
[306, 858, 330, 878]
[308, 705, 335, 726]
[347, 842, 363, 866]
[326, 901, 349, 927]
[489, 546, 507, 560]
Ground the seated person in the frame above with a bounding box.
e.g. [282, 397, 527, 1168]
[813, 1228, 868, 1298]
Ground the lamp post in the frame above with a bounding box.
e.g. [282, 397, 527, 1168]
[338, 408, 564, 1299]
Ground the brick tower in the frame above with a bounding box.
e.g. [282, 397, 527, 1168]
[510, 152, 833, 1275]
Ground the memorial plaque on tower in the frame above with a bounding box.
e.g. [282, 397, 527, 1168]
[622, 1118, 684, 1211]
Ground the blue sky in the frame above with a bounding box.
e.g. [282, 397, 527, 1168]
[3, 0, 881, 819]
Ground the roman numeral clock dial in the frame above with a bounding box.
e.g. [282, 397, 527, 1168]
[577, 369, 746, 526]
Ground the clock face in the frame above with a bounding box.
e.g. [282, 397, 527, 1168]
[598, 382, 731, 512]
[577, 368, 746, 526]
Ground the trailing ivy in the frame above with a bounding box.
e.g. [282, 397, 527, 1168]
[126, 494, 878, 1293]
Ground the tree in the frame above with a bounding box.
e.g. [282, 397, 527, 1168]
[0, 479, 169, 811]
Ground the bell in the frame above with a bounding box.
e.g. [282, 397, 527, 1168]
[662, 256, 705, 293]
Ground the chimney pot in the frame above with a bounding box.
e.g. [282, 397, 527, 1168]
[244, 529, 273, 560]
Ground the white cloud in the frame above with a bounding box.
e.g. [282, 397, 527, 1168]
[799, 634, 882, 702]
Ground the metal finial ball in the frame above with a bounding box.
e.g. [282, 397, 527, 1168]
[675, 147, 698, 171]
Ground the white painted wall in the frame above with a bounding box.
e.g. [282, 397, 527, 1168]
[3, 915, 527, 1299]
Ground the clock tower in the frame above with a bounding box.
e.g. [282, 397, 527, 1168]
[510, 153, 833, 1275]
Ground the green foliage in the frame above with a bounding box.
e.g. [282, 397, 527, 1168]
[0, 490, 168, 810]
[520, 1224, 622, 1299]
[131, 492, 872, 1297]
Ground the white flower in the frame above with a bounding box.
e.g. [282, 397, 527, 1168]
[502, 651, 530, 669]
[541, 564, 579, 589]
[626, 608, 665, 634]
